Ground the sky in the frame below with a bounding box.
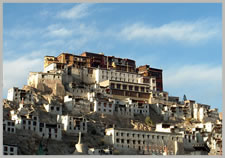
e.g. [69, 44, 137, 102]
[3, 3, 222, 111]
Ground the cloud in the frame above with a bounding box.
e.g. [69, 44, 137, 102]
[163, 64, 222, 108]
[57, 3, 93, 19]
[164, 64, 221, 88]
[45, 24, 73, 37]
[3, 51, 45, 98]
[119, 19, 221, 44]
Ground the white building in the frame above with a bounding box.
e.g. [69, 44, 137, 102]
[104, 128, 184, 155]
[3, 144, 18, 155]
[93, 98, 115, 115]
[44, 103, 62, 115]
[193, 103, 210, 122]
[57, 115, 87, 134]
[27, 72, 65, 96]
[64, 95, 90, 114]
[11, 110, 62, 140]
[195, 122, 214, 133]
[7, 87, 33, 104]
[3, 119, 16, 134]
[155, 123, 172, 133]
[94, 68, 141, 84]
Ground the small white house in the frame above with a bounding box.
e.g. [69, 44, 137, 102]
[3, 120, 16, 134]
[7, 87, 33, 104]
[3, 144, 18, 155]
[57, 115, 87, 134]
[44, 103, 62, 115]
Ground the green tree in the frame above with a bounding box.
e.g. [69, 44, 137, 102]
[145, 116, 153, 126]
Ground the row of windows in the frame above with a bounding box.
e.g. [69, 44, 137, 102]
[22, 120, 37, 126]
[115, 132, 180, 141]
[102, 76, 138, 83]
[4, 146, 16, 152]
[4, 121, 15, 126]
[3, 126, 15, 133]
[50, 106, 61, 111]
[98, 108, 112, 113]
[101, 71, 139, 78]
[110, 83, 149, 92]
[100, 102, 113, 108]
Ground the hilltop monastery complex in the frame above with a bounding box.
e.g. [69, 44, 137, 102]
[3, 51, 222, 155]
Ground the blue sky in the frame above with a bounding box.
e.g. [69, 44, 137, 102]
[3, 3, 222, 111]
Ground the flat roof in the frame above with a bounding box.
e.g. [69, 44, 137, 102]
[107, 127, 183, 136]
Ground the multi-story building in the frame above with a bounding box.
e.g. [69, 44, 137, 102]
[27, 72, 65, 96]
[99, 80, 151, 101]
[11, 110, 62, 140]
[193, 103, 210, 122]
[104, 127, 184, 155]
[7, 87, 33, 104]
[137, 65, 163, 91]
[57, 115, 87, 134]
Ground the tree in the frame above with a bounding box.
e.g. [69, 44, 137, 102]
[183, 95, 187, 101]
[145, 116, 153, 126]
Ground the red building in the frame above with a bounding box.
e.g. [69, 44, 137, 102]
[137, 65, 163, 91]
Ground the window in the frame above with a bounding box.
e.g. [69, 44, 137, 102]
[141, 87, 145, 92]
[116, 132, 119, 136]
[116, 139, 119, 143]
[51, 106, 54, 111]
[109, 104, 112, 108]
[56, 107, 60, 111]
[4, 146, 8, 151]
[135, 86, 139, 91]
[129, 85, 133, 91]
[117, 84, 121, 89]
[127, 133, 129, 137]
[23, 120, 26, 124]
[8, 128, 10, 132]
[12, 128, 14, 132]
[104, 103, 107, 107]
[110, 83, 115, 89]
[33, 122, 36, 126]
[7, 122, 11, 126]
[10, 147, 14, 152]
[123, 85, 127, 90]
